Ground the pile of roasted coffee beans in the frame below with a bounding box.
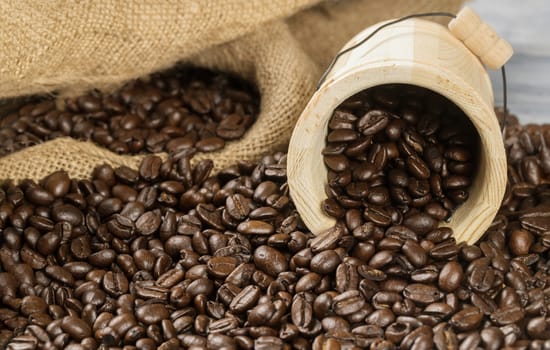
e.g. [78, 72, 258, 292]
[3, 107, 550, 349]
[0, 67, 259, 157]
[322, 84, 478, 229]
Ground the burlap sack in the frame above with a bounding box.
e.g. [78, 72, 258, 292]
[0, 0, 463, 182]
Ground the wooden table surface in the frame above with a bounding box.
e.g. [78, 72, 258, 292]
[470, 0, 549, 124]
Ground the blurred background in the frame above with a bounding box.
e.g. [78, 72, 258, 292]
[471, 0, 549, 124]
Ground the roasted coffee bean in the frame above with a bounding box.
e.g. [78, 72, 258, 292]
[430, 239, 460, 260]
[1, 107, 550, 348]
[229, 285, 261, 313]
[292, 293, 313, 329]
[45, 265, 75, 286]
[324, 155, 349, 172]
[61, 316, 92, 341]
[404, 213, 438, 235]
[335, 262, 359, 292]
[357, 110, 391, 135]
[438, 261, 464, 292]
[403, 283, 443, 305]
[407, 156, 431, 180]
[468, 262, 496, 293]
[332, 290, 365, 316]
[323, 85, 477, 249]
[102, 271, 129, 296]
[135, 303, 170, 325]
[135, 211, 161, 235]
[20, 296, 47, 316]
[308, 250, 340, 275]
[237, 220, 274, 235]
[253, 245, 288, 277]
[1, 68, 258, 158]
[509, 229, 533, 256]
[449, 307, 483, 331]
[490, 306, 526, 326]
[226, 193, 251, 220]
[401, 239, 428, 268]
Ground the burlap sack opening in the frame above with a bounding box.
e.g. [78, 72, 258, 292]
[0, 0, 463, 182]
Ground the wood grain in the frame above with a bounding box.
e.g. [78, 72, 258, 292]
[287, 18, 507, 244]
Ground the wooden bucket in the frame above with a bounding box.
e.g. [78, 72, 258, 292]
[287, 8, 513, 244]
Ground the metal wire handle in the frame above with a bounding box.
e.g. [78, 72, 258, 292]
[315, 12, 509, 135]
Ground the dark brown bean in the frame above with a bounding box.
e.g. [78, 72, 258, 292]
[136, 303, 170, 325]
[61, 316, 92, 341]
[449, 307, 483, 331]
[253, 245, 288, 277]
[357, 110, 391, 135]
[438, 261, 464, 292]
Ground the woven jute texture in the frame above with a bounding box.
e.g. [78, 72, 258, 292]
[0, 0, 463, 182]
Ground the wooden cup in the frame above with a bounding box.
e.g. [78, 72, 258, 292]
[287, 8, 513, 245]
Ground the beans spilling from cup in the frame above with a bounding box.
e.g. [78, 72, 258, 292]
[0, 67, 259, 157]
[322, 84, 478, 231]
[2, 105, 550, 348]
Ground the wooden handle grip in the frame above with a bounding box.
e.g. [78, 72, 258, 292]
[448, 7, 513, 69]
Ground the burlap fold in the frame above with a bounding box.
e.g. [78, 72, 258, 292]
[0, 0, 463, 182]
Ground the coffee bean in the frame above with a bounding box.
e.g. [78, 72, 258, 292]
[332, 290, 365, 316]
[135, 211, 161, 235]
[403, 283, 443, 305]
[292, 293, 313, 329]
[205, 317, 238, 335]
[490, 306, 526, 326]
[295, 273, 322, 293]
[135, 303, 170, 325]
[204, 256, 236, 279]
[6, 334, 40, 349]
[401, 239, 427, 268]
[509, 229, 533, 256]
[430, 239, 460, 260]
[445, 146, 471, 162]
[195, 137, 224, 152]
[438, 261, 464, 292]
[324, 155, 349, 172]
[186, 278, 214, 297]
[229, 285, 261, 313]
[2, 105, 550, 348]
[335, 262, 359, 292]
[449, 307, 483, 331]
[253, 245, 287, 277]
[139, 155, 162, 181]
[310, 250, 341, 274]
[20, 296, 47, 316]
[223, 263, 253, 288]
[237, 220, 274, 235]
[403, 213, 438, 235]
[52, 204, 83, 226]
[468, 262, 496, 293]
[407, 156, 431, 180]
[61, 316, 92, 341]
[45, 265, 75, 286]
[102, 271, 129, 296]
[357, 110, 391, 135]
[364, 206, 392, 227]
[88, 249, 116, 268]
[36, 230, 62, 256]
[225, 194, 251, 221]
[25, 185, 55, 206]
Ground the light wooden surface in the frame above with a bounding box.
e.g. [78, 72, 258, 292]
[470, 0, 550, 123]
[287, 16, 507, 244]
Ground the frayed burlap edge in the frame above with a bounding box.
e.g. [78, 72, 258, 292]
[0, 20, 319, 182]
